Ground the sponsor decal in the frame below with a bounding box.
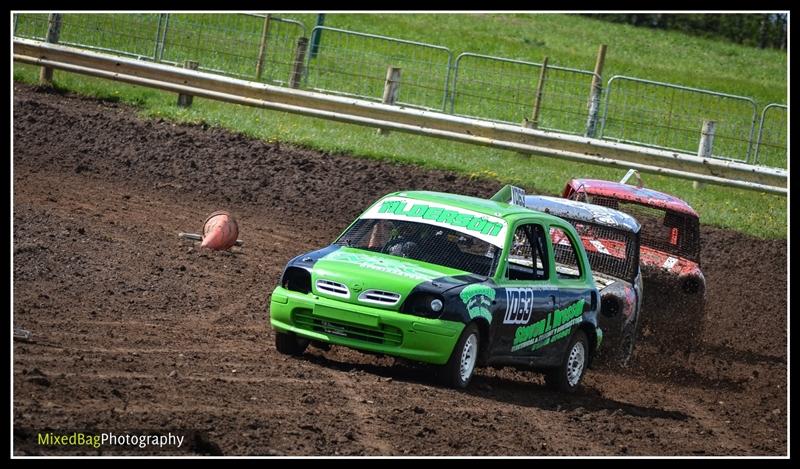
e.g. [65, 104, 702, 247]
[581, 235, 628, 260]
[510, 186, 526, 207]
[589, 239, 610, 255]
[361, 197, 508, 247]
[377, 200, 503, 236]
[511, 299, 585, 352]
[459, 284, 496, 322]
[503, 288, 535, 324]
[320, 320, 348, 337]
[669, 227, 679, 245]
[491, 184, 526, 207]
[322, 249, 443, 282]
[662, 256, 679, 270]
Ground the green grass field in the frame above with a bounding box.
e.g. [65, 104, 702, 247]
[13, 13, 787, 239]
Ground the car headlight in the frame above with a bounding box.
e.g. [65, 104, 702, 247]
[401, 293, 445, 319]
[281, 266, 311, 294]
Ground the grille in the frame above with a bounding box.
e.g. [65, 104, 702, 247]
[315, 279, 350, 298]
[358, 289, 401, 306]
[294, 310, 403, 346]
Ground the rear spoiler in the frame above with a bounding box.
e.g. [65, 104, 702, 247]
[491, 184, 526, 207]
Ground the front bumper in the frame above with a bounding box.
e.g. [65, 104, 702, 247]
[269, 286, 464, 365]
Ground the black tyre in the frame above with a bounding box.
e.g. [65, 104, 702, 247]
[545, 330, 589, 393]
[439, 323, 480, 389]
[274, 331, 309, 356]
[310, 340, 331, 351]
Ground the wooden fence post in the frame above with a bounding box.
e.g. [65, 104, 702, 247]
[177, 60, 199, 107]
[39, 13, 62, 85]
[255, 14, 271, 81]
[378, 66, 401, 135]
[584, 44, 607, 138]
[289, 37, 309, 89]
[525, 57, 549, 129]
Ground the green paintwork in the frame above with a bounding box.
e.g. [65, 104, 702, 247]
[270, 286, 464, 365]
[269, 190, 600, 367]
[312, 247, 468, 309]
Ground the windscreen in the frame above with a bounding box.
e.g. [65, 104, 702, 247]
[587, 196, 700, 262]
[335, 218, 502, 277]
[554, 217, 640, 282]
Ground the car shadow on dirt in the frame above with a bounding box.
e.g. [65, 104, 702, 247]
[465, 374, 689, 421]
[599, 359, 748, 393]
[301, 351, 437, 386]
[299, 351, 688, 421]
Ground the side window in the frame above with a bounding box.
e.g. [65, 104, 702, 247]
[549, 225, 583, 280]
[507, 223, 549, 281]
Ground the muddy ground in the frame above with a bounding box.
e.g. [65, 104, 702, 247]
[12, 84, 787, 456]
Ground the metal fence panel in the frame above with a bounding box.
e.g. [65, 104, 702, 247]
[13, 14, 787, 172]
[248, 15, 306, 86]
[13, 13, 49, 40]
[304, 26, 452, 111]
[450, 53, 596, 135]
[753, 104, 788, 168]
[162, 14, 304, 83]
[600, 76, 758, 162]
[13, 13, 162, 60]
[13, 13, 305, 83]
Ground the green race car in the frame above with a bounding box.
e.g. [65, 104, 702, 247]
[269, 186, 602, 391]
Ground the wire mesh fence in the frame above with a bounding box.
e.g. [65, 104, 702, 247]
[162, 14, 305, 84]
[753, 104, 788, 169]
[14, 13, 49, 40]
[13, 13, 306, 84]
[13, 13, 787, 171]
[599, 76, 759, 162]
[15, 13, 163, 60]
[303, 26, 452, 111]
[450, 53, 597, 135]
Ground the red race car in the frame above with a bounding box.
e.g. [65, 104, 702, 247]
[562, 173, 705, 348]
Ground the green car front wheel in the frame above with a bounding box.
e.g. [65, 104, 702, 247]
[439, 322, 480, 389]
[275, 330, 309, 356]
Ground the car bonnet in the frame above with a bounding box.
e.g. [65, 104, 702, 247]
[310, 247, 485, 310]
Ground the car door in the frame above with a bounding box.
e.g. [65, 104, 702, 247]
[490, 220, 559, 359]
[545, 221, 595, 359]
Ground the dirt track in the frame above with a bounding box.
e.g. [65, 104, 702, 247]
[12, 84, 787, 456]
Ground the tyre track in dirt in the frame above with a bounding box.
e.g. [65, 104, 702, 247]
[314, 357, 396, 455]
[13, 84, 787, 455]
